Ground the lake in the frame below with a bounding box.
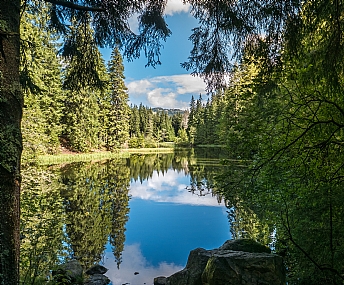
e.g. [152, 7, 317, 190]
[20, 148, 230, 285]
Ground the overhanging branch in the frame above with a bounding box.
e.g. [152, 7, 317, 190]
[44, 0, 105, 12]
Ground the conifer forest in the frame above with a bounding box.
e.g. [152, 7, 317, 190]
[1, 1, 344, 284]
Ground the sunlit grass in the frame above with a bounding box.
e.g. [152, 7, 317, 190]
[37, 146, 176, 165]
[37, 151, 130, 165]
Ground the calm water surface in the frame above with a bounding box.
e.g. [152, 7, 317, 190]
[106, 168, 230, 285]
[20, 149, 230, 285]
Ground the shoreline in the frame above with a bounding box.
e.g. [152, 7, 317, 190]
[36, 147, 176, 165]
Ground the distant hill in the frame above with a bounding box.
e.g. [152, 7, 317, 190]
[152, 107, 186, 116]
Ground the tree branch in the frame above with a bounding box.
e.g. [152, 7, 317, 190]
[44, 0, 105, 12]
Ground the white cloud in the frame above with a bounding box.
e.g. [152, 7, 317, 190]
[165, 0, 191, 15]
[127, 79, 153, 96]
[126, 74, 206, 109]
[104, 243, 183, 285]
[128, 13, 140, 34]
[147, 88, 185, 109]
[128, 1, 190, 34]
[156, 74, 206, 94]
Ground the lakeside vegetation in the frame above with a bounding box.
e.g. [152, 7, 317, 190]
[20, 3, 344, 283]
[1, 0, 344, 284]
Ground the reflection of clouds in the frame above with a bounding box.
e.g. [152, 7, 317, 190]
[104, 244, 183, 285]
[130, 170, 223, 207]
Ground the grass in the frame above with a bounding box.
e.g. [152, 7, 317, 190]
[36, 144, 227, 165]
[37, 151, 128, 165]
[37, 147, 176, 165]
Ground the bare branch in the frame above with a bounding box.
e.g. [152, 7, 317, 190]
[44, 0, 105, 12]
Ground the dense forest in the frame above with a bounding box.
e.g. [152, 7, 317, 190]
[18, 2, 344, 284]
[2, 0, 344, 284]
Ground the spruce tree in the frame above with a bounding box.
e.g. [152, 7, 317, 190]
[106, 47, 130, 150]
[21, 3, 64, 159]
[62, 20, 107, 152]
[187, 95, 196, 144]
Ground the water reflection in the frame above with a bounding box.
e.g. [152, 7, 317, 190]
[104, 243, 183, 285]
[20, 149, 229, 284]
[130, 170, 222, 206]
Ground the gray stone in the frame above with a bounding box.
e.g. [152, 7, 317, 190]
[154, 276, 167, 285]
[219, 239, 271, 254]
[167, 248, 214, 285]
[202, 250, 285, 285]
[86, 264, 108, 275]
[164, 239, 285, 285]
[52, 260, 83, 283]
[84, 274, 110, 285]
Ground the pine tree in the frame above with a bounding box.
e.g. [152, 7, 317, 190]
[105, 47, 130, 150]
[21, 4, 64, 159]
[129, 104, 140, 138]
[194, 94, 205, 145]
[62, 20, 107, 152]
[187, 95, 196, 144]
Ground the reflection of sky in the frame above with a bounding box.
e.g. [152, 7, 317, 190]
[130, 170, 223, 206]
[104, 169, 230, 285]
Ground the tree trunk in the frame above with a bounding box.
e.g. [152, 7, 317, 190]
[0, 1, 22, 284]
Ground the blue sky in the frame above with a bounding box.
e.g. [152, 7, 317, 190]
[101, 0, 207, 109]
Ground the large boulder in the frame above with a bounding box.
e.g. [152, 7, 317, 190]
[85, 264, 108, 275]
[219, 238, 271, 254]
[167, 248, 214, 285]
[52, 260, 83, 284]
[154, 276, 167, 285]
[202, 251, 285, 285]
[83, 274, 110, 285]
[165, 239, 285, 285]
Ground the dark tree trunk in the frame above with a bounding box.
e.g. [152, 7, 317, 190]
[0, 1, 22, 284]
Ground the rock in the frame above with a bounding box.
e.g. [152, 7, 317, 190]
[167, 248, 214, 285]
[52, 260, 83, 283]
[164, 239, 285, 285]
[84, 274, 110, 285]
[219, 238, 271, 254]
[86, 264, 108, 275]
[154, 276, 167, 285]
[202, 250, 285, 285]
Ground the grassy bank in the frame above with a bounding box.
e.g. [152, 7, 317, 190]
[37, 147, 176, 165]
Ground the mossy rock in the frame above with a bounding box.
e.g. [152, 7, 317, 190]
[219, 239, 271, 254]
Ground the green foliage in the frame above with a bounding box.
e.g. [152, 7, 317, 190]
[103, 47, 130, 150]
[186, 94, 223, 146]
[20, 167, 65, 285]
[203, 26, 344, 285]
[128, 135, 145, 148]
[62, 22, 108, 152]
[20, 4, 65, 160]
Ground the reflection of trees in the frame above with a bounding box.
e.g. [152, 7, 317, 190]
[60, 162, 112, 269]
[227, 204, 271, 246]
[104, 160, 130, 268]
[60, 159, 131, 269]
[20, 167, 65, 284]
[217, 157, 344, 284]
[128, 149, 226, 204]
[20, 149, 227, 282]
[128, 153, 175, 182]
